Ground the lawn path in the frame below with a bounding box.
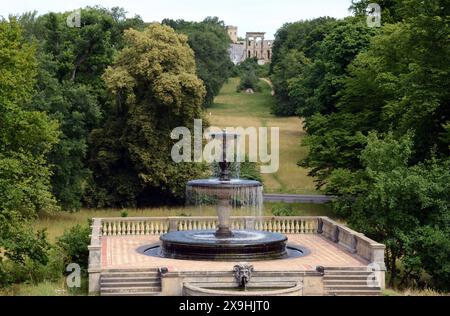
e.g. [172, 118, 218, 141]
[209, 78, 319, 195]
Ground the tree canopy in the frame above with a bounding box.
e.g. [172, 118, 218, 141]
[86, 24, 207, 208]
[162, 17, 233, 107]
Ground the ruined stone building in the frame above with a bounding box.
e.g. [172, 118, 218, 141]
[227, 26, 273, 65]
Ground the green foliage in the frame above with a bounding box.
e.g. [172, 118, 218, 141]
[0, 19, 60, 217]
[329, 132, 450, 290]
[18, 7, 145, 211]
[270, 17, 336, 115]
[87, 24, 207, 208]
[237, 69, 261, 92]
[271, 203, 295, 216]
[56, 224, 91, 273]
[232, 57, 269, 78]
[281, 2, 450, 291]
[162, 17, 233, 107]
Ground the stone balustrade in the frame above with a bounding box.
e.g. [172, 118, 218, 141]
[100, 216, 320, 236]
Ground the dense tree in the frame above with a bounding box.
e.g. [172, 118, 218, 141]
[294, 0, 450, 290]
[87, 24, 207, 207]
[270, 17, 336, 115]
[0, 20, 58, 281]
[162, 17, 233, 107]
[302, 5, 450, 186]
[290, 17, 376, 118]
[328, 132, 450, 289]
[18, 7, 145, 210]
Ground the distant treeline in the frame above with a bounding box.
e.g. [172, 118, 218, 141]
[269, 0, 450, 291]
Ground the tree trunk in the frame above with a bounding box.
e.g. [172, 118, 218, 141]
[389, 254, 397, 288]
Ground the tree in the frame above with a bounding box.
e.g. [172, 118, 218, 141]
[301, 4, 450, 188]
[328, 132, 450, 289]
[162, 17, 233, 107]
[18, 7, 145, 210]
[270, 17, 336, 115]
[237, 69, 260, 92]
[290, 17, 376, 118]
[0, 19, 58, 283]
[87, 24, 207, 207]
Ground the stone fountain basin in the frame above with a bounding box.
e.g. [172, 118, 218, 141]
[186, 179, 263, 199]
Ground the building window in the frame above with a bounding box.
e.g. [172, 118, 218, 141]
[267, 50, 271, 59]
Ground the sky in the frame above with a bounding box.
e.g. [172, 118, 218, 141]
[0, 0, 353, 39]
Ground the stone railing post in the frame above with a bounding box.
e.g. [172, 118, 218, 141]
[88, 218, 102, 295]
[245, 217, 256, 230]
[168, 218, 178, 232]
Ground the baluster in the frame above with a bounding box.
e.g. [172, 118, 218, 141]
[280, 220, 286, 234]
[292, 220, 298, 234]
[111, 222, 116, 236]
[263, 221, 268, 231]
[307, 220, 312, 233]
[156, 222, 161, 234]
[148, 222, 153, 234]
[144, 222, 149, 235]
[106, 222, 112, 236]
[268, 220, 273, 232]
[118, 222, 123, 236]
[135, 222, 139, 235]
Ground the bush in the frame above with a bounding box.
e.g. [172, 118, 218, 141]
[56, 224, 91, 273]
[237, 69, 261, 92]
[271, 204, 296, 216]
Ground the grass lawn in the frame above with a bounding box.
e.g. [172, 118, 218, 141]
[209, 78, 319, 195]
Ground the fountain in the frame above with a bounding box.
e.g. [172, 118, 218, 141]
[159, 130, 289, 261]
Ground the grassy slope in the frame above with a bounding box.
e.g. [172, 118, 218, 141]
[209, 78, 318, 195]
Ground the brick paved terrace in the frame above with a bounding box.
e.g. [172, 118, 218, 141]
[88, 216, 386, 296]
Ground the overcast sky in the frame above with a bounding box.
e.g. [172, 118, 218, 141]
[0, 0, 353, 39]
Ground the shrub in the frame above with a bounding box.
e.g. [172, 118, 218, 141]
[56, 224, 91, 273]
[237, 69, 261, 92]
[271, 204, 296, 216]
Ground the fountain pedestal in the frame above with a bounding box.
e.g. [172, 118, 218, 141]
[215, 198, 233, 238]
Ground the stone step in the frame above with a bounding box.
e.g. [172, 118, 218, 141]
[101, 272, 159, 278]
[325, 285, 381, 291]
[327, 290, 381, 296]
[323, 275, 370, 280]
[101, 287, 161, 294]
[324, 271, 372, 276]
[102, 268, 159, 273]
[101, 282, 161, 288]
[101, 277, 160, 283]
[324, 267, 369, 271]
[324, 280, 372, 286]
[101, 292, 161, 297]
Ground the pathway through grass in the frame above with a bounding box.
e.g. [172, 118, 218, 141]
[209, 78, 319, 194]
